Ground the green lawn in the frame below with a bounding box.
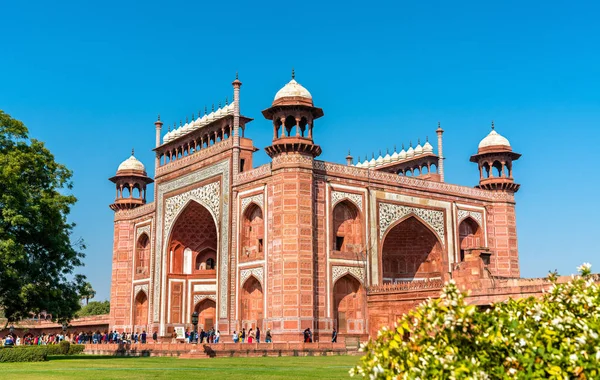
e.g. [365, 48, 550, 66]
[1, 355, 360, 379]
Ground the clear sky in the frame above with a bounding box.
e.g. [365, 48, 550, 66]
[2, 1, 599, 301]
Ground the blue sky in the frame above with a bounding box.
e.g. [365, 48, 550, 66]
[2, 1, 599, 301]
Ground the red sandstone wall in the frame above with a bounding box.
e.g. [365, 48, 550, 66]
[486, 202, 519, 277]
[110, 220, 136, 328]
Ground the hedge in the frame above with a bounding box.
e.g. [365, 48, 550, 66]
[0, 342, 85, 362]
[0, 346, 47, 362]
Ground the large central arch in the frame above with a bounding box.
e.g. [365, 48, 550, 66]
[381, 216, 443, 283]
[167, 201, 217, 324]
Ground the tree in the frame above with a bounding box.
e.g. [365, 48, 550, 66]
[0, 110, 86, 325]
[79, 282, 96, 305]
[75, 300, 110, 317]
[352, 264, 600, 379]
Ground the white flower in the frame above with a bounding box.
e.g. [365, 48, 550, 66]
[577, 263, 592, 274]
[508, 368, 517, 375]
[569, 354, 578, 362]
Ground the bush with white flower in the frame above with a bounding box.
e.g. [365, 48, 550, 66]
[351, 264, 600, 379]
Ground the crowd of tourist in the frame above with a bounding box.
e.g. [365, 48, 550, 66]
[3, 327, 339, 346]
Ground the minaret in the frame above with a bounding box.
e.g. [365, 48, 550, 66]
[436, 122, 444, 182]
[154, 115, 163, 169]
[232, 72, 242, 178]
[470, 121, 521, 192]
[346, 150, 353, 166]
[109, 150, 154, 211]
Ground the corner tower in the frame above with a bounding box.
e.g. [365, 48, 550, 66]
[470, 122, 521, 192]
[109, 150, 154, 211]
[262, 71, 322, 341]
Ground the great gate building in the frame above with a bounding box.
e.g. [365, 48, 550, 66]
[108, 73, 522, 341]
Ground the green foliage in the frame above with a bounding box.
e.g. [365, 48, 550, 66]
[80, 282, 96, 305]
[352, 263, 600, 379]
[0, 343, 85, 359]
[76, 300, 110, 317]
[0, 110, 86, 323]
[0, 346, 47, 362]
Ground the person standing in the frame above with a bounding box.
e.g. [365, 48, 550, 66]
[232, 331, 239, 343]
[215, 330, 220, 343]
[141, 330, 147, 344]
[241, 328, 246, 343]
[247, 328, 254, 343]
[332, 328, 337, 343]
[152, 331, 157, 343]
[265, 328, 272, 343]
[256, 327, 261, 343]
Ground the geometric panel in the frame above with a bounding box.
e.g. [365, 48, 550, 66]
[331, 191, 363, 213]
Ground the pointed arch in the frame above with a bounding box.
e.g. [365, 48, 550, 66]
[332, 200, 363, 254]
[194, 298, 216, 331]
[168, 200, 217, 275]
[133, 290, 148, 329]
[380, 215, 443, 284]
[240, 203, 264, 262]
[332, 274, 365, 333]
[135, 233, 150, 278]
[458, 217, 483, 262]
[240, 276, 264, 330]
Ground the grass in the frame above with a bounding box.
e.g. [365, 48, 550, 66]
[0, 354, 360, 379]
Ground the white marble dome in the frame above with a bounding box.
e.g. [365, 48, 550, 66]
[274, 79, 312, 102]
[479, 129, 511, 149]
[117, 154, 145, 173]
[423, 139, 434, 153]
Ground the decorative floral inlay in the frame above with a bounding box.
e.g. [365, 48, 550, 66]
[457, 209, 483, 227]
[241, 194, 264, 214]
[193, 294, 217, 305]
[240, 267, 264, 286]
[136, 225, 150, 239]
[379, 202, 445, 245]
[331, 191, 363, 212]
[134, 284, 149, 297]
[332, 265, 365, 285]
[163, 182, 220, 234]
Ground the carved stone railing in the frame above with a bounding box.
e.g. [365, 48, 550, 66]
[367, 279, 444, 294]
[156, 139, 233, 177]
[314, 161, 514, 202]
[114, 203, 155, 221]
[235, 163, 272, 185]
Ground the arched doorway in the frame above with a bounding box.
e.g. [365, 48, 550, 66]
[133, 291, 148, 330]
[135, 233, 150, 278]
[381, 216, 443, 283]
[458, 218, 483, 262]
[332, 200, 362, 253]
[240, 276, 263, 330]
[168, 201, 217, 324]
[240, 204, 264, 262]
[195, 299, 216, 331]
[333, 274, 365, 333]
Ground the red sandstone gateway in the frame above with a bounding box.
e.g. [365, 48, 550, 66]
[107, 71, 524, 343]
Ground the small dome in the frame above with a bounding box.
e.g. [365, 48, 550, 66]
[362, 157, 369, 166]
[117, 154, 145, 173]
[406, 145, 414, 158]
[391, 149, 399, 161]
[414, 142, 423, 155]
[423, 139, 434, 153]
[274, 79, 313, 102]
[369, 156, 376, 168]
[383, 151, 391, 163]
[398, 147, 407, 160]
[478, 128, 511, 149]
[355, 160, 362, 168]
[376, 154, 384, 166]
